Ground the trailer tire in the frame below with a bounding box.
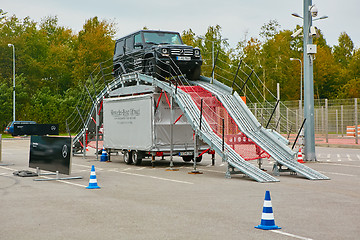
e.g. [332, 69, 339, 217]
[182, 156, 193, 162]
[124, 150, 133, 165]
[194, 155, 203, 163]
[132, 151, 143, 166]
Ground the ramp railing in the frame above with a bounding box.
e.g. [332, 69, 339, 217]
[195, 78, 329, 180]
[140, 74, 279, 182]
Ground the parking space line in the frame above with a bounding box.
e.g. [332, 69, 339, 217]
[135, 167, 146, 171]
[199, 168, 224, 174]
[181, 166, 225, 174]
[0, 166, 17, 172]
[109, 169, 193, 184]
[320, 162, 360, 168]
[271, 230, 313, 240]
[320, 171, 356, 177]
[0, 172, 12, 176]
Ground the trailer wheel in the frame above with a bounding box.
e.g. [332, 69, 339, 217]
[182, 156, 193, 162]
[132, 151, 143, 166]
[194, 155, 203, 163]
[123, 150, 133, 165]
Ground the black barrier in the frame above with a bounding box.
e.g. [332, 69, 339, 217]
[13, 124, 59, 136]
[29, 136, 72, 175]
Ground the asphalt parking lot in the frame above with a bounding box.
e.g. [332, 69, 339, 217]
[1, 139, 359, 240]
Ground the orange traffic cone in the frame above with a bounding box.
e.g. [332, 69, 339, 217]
[297, 148, 305, 163]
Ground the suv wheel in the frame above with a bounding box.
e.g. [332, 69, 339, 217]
[145, 59, 155, 75]
[145, 59, 164, 80]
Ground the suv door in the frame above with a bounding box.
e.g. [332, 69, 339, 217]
[123, 36, 134, 72]
[133, 32, 144, 72]
[114, 40, 125, 76]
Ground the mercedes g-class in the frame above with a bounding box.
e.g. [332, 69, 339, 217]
[113, 30, 202, 80]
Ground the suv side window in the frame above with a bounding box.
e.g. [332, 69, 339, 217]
[115, 40, 125, 56]
[134, 33, 142, 45]
[134, 33, 142, 49]
[125, 36, 133, 53]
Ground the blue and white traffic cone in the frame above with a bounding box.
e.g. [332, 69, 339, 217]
[86, 165, 100, 189]
[255, 190, 281, 230]
[100, 148, 109, 162]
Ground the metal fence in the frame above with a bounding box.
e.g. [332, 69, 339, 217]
[248, 98, 359, 143]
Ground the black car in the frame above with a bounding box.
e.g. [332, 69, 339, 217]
[113, 30, 202, 80]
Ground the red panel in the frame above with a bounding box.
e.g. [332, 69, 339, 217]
[179, 85, 270, 161]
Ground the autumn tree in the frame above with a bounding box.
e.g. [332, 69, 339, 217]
[72, 17, 116, 84]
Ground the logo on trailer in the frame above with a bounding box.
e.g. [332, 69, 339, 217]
[62, 145, 68, 158]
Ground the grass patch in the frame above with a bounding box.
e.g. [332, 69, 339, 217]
[1, 134, 14, 138]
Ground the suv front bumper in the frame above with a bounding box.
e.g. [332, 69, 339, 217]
[156, 57, 202, 75]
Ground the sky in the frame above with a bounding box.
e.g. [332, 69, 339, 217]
[2, 0, 359, 48]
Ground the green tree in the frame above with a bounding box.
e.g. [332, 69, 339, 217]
[337, 48, 360, 98]
[313, 45, 339, 98]
[333, 32, 354, 67]
[198, 25, 231, 82]
[0, 13, 117, 132]
[181, 29, 196, 46]
[0, 9, 6, 22]
[260, 30, 296, 100]
[39, 16, 75, 94]
[259, 19, 281, 41]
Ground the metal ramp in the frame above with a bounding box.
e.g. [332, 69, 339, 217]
[138, 74, 279, 183]
[72, 72, 278, 182]
[194, 77, 329, 180]
[71, 72, 327, 181]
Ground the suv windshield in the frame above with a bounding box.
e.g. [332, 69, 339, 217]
[143, 32, 182, 45]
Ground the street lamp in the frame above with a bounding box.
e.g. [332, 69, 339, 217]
[291, 1, 327, 161]
[8, 43, 15, 122]
[290, 58, 303, 104]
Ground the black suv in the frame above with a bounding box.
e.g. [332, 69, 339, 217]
[113, 30, 202, 80]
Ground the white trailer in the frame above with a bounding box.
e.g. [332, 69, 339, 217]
[103, 91, 210, 165]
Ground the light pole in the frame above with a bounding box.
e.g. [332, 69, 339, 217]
[8, 43, 15, 122]
[291, 1, 327, 161]
[290, 58, 303, 104]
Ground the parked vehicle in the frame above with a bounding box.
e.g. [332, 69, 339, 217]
[113, 30, 202, 80]
[4, 121, 36, 134]
[103, 93, 210, 165]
